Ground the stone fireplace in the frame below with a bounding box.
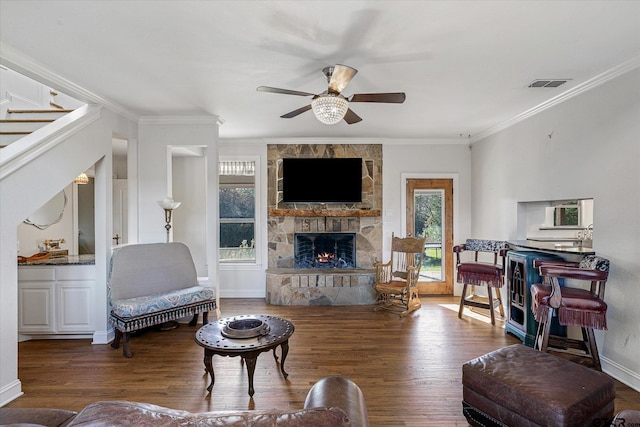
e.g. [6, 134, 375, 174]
[266, 144, 382, 306]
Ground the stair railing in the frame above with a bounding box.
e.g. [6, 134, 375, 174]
[0, 104, 102, 181]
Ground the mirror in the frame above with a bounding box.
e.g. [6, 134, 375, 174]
[24, 190, 67, 230]
[543, 199, 593, 228]
[553, 203, 580, 226]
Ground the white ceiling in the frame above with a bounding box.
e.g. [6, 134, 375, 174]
[1, 1, 639, 141]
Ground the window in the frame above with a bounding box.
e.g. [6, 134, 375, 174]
[219, 161, 256, 263]
[553, 200, 580, 227]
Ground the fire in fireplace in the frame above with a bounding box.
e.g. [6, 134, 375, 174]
[294, 233, 356, 269]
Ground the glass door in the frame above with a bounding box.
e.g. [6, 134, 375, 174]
[406, 179, 453, 295]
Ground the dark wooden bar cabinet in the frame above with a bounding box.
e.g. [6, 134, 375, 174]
[504, 250, 564, 346]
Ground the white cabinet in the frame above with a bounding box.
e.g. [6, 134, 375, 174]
[18, 264, 95, 337]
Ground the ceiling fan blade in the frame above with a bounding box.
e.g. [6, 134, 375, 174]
[343, 109, 362, 125]
[350, 92, 406, 103]
[257, 86, 315, 97]
[328, 64, 358, 94]
[280, 105, 312, 118]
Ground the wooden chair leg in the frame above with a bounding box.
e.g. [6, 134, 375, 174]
[585, 328, 602, 371]
[111, 329, 122, 349]
[534, 318, 544, 351]
[188, 311, 209, 326]
[189, 312, 199, 326]
[122, 332, 133, 358]
[494, 287, 505, 317]
[487, 286, 496, 326]
[401, 291, 421, 316]
[458, 284, 468, 319]
[539, 308, 554, 353]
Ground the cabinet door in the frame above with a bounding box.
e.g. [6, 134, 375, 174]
[506, 255, 527, 331]
[19, 282, 55, 333]
[57, 282, 94, 332]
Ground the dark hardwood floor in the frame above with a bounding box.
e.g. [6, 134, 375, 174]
[7, 297, 640, 426]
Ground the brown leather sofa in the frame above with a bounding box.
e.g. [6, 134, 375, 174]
[0, 375, 369, 427]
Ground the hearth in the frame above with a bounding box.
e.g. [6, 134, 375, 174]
[294, 232, 356, 269]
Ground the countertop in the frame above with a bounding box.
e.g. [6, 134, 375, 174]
[18, 254, 96, 266]
[508, 240, 595, 255]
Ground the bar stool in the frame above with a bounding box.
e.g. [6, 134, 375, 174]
[454, 239, 508, 326]
[531, 255, 610, 370]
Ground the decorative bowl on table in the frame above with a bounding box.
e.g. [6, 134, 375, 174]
[221, 316, 270, 339]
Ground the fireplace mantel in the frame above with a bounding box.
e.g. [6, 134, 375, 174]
[269, 209, 381, 217]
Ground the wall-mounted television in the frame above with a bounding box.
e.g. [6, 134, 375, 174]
[282, 158, 363, 203]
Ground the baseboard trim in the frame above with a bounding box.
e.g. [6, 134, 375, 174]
[219, 291, 266, 298]
[92, 329, 112, 345]
[602, 355, 640, 393]
[0, 379, 23, 407]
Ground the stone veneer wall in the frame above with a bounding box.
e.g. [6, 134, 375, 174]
[268, 144, 382, 212]
[266, 144, 382, 306]
[266, 269, 377, 306]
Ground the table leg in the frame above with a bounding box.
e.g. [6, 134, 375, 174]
[279, 340, 289, 379]
[203, 349, 215, 392]
[243, 356, 257, 397]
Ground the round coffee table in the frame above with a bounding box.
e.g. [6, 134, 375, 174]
[194, 314, 294, 396]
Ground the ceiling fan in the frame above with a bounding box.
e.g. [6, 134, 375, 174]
[257, 64, 406, 125]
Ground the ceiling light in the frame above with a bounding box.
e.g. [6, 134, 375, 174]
[73, 173, 89, 184]
[311, 94, 349, 125]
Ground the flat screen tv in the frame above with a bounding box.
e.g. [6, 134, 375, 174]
[282, 158, 363, 203]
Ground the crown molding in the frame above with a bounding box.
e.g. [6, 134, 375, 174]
[139, 116, 224, 126]
[0, 42, 139, 122]
[250, 137, 467, 145]
[470, 55, 640, 143]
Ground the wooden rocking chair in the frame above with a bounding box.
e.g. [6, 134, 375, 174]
[374, 233, 427, 316]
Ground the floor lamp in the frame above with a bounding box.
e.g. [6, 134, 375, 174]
[156, 197, 182, 330]
[157, 197, 181, 243]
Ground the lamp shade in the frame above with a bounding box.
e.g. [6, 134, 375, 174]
[157, 197, 181, 210]
[311, 94, 349, 125]
[74, 173, 89, 184]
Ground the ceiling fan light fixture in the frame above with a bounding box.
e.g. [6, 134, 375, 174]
[311, 94, 349, 125]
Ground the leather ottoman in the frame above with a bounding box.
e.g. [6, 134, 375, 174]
[462, 344, 615, 427]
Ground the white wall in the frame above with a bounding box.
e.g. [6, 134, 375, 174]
[112, 154, 127, 180]
[137, 119, 218, 244]
[173, 156, 207, 276]
[17, 184, 74, 256]
[470, 67, 640, 390]
[382, 141, 472, 295]
[137, 117, 221, 311]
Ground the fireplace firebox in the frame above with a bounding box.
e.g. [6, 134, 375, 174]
[294, 233, 356, 269]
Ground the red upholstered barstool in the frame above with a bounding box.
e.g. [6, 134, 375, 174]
[454, 239, 508, 326]
[531, 255, 610, 371]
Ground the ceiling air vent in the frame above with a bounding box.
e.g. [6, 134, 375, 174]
[528, 79, 570, 88]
